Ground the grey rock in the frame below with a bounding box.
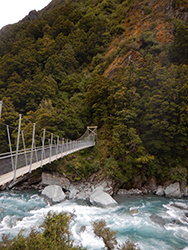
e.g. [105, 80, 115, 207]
[76, 190, 88, 200]
[183, 186, 188, 197]
[90, 186, 117, 207]
[69, 188, 79, 200]
[156, 186, 164, 196]
[180, 181, 188, 197]
[164, 182, 182, 198]
[95, 180, 114, 195]
[42, 185, 65, 204]
[128, 208, 139, 215]
[145, 176, 157, 193]
[79, 225, 86, 233]
[41, 173, 70, 188]
[117, 189, 129, 195]
[117, 188, 142, 195]
[150, 213, 165, 227]
[172, 202, 188, 210]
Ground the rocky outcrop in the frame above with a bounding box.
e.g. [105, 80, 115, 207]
[117, 188, 143, 195]
[69, 188, 79, 200]
[117, 181, 188, 198]
[41, 173, 70, 189]
[144, 176, 157, 193]
[164, 182, 182, 198]
[89, 187, 117, 207]
[41, 185, 65, 204]
[39, 173, 117, 207]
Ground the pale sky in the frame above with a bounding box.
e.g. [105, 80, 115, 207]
[0, 0, 52, 30]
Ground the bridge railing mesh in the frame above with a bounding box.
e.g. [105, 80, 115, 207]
[0, 132, 96, 177]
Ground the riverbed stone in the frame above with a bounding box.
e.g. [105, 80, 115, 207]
[173, 202, 188, 210]
[150, 213, 165, 227]
[156, 185, 164, 196]
[42, 185, 65, 203]
[183, 186, 188, 197]
[69, 188, 79, 199]
[90, 186, 117, 207]
[128, 208, 139, 215]
[164, 182, 182, 198]
[117, 188, 143, 195]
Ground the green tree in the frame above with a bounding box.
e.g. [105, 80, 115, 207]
[170, 23, 188, 64]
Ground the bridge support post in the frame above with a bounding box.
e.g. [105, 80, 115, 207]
[61, 138, 64, 158]
[41, 129, 45, 168]
[6, 125, 14, 172]
[22, 130, 28, 166]
[66, 140, 68, 155]
[14, 114, 22, 180]
[56, 136, 59, 160]
[29, 123, 35, 173]
[87, 126, 98, 145]
[50, 133, 53, 163]
[34, 141, 38, 162]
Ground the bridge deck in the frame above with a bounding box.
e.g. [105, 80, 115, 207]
[0, 145, 91, 186]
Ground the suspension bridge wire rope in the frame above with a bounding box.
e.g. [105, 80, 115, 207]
[1, 102, 19, 117]
[1, 102, 59, 141]
[0, 121, 17, 130]
[1, 102, 91, 145]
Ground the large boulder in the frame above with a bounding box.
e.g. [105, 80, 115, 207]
[164, 182, 182, 198]
[42, 185, 65, 204]
[90, 187, 117, 207]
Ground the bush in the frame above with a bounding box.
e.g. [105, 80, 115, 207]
[0, 212, 86, 250]
[115, 25, 126, 35]
[93, 219, 140, 250]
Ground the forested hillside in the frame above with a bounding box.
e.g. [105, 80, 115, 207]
[0, 0, 187, 188]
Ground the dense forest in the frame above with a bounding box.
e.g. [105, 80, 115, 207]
[0, 0, 187, 188]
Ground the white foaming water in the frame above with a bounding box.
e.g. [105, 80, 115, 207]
[0, 191, 188, 250]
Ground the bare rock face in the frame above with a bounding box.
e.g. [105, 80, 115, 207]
[144, 176, 157, 193]
[42, 185, 65, 204]
[164, 182, 182, 198]
[41, 173, 70, 189]
[131, 174, 142, 189]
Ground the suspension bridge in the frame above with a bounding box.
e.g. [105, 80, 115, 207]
[0, 101, 97, 187]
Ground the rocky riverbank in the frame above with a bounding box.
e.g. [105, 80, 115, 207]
[1, 171, 188, 207]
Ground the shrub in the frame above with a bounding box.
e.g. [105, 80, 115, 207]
[115, 25, 126, 35]
[93, 219, 140, 250]
[0, 212, 86, 250]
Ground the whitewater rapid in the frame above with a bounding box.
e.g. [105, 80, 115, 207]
[0, 191, 188, 250]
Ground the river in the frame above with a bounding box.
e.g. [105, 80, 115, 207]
[0, 190, 188, 249]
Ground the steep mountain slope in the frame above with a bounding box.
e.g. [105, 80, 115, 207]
[0, 0, 187, 187]
[104, 0, 188, 78]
